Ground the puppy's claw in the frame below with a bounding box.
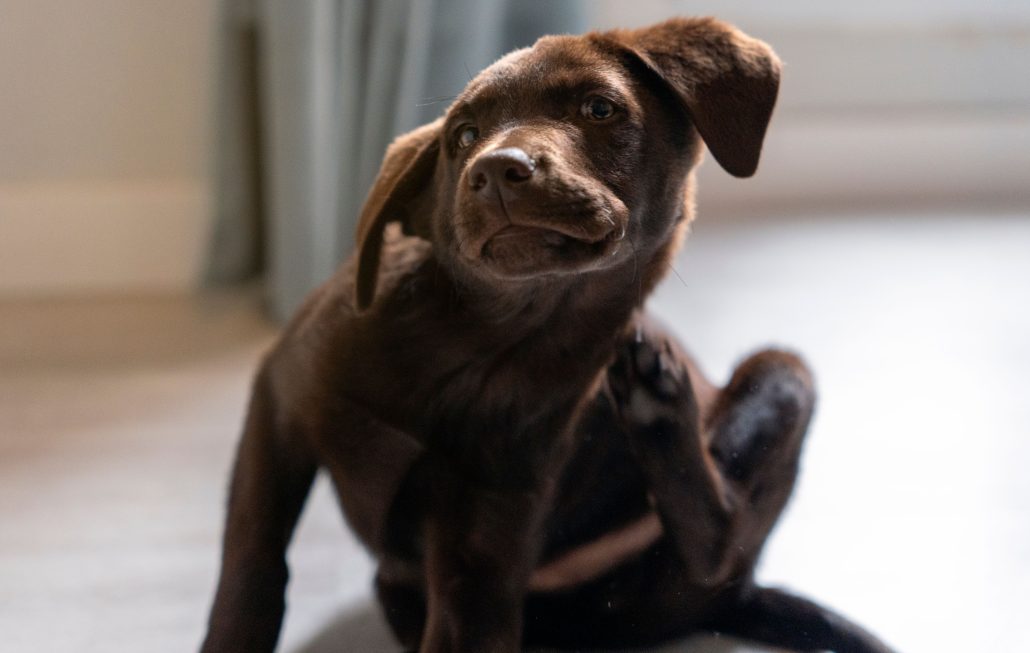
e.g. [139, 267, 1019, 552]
[610, 338, 688, 429]
[607, 348, 633, 407]
[629, 339, 680, 399]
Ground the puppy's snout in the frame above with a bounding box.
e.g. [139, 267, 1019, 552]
[469, 147, 535, 196]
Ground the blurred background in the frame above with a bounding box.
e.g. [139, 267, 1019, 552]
[1, 1, 1027, 652]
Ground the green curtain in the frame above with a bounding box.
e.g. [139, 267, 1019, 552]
[207, 0, 585, 320]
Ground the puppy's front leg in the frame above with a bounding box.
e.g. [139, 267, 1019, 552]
[419, 470, 542, 653]
[201, 372, 318, 653]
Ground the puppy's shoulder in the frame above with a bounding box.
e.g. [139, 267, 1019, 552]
[267, 224, 431, 359]
[372, 223, 434, 302]
[288, 223, 430, 326]
[254, 225, 431, 417]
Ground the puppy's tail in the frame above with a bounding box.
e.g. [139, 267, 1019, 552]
[706, 586, 897, 653]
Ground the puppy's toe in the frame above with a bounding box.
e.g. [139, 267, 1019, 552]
[607, 346, 633, 406]
[629, 339, 682, 399]
[609, 338, 687, 426]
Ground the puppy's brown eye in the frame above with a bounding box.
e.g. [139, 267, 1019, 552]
[457, 125, 479, 149]
[581, 96, 616, 121]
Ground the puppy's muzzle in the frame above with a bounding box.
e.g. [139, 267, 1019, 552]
[458, 140, 630, 278]
[467, 144, 623, 245]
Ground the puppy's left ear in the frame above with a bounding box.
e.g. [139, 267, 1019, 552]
[355, 118, 442, 310]
[603, 17, 781, 178]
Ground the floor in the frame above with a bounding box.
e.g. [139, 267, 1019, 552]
[1, 211, 1028, 653]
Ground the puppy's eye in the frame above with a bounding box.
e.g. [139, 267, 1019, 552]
[581, 96, 616, 121]
[456, 125, 479, 149]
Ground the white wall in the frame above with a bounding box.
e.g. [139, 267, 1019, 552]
[0, 1, 215, 296]
[591, 0, 1030, 216]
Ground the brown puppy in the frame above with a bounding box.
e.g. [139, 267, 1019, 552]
[200, 17, 896, 653]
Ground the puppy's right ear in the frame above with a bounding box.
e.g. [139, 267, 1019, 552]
[355, 118, 442, 311]
[599, 18, 781, 178]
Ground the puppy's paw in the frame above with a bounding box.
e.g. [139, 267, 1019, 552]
[608, 337, 689, 427]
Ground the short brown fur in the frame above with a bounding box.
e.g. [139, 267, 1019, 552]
[201, 17, 895, 653]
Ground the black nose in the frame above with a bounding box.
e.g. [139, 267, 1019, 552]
[469, 147, 535, 195]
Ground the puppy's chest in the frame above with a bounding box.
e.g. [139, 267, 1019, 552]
[364, 329, 599, 465]
[404, 343, 585, 436]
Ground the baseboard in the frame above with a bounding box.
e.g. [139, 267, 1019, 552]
[1, 118, 1026, 297]
[696, 112, 1030, 217]
[0, 179, 210, 296]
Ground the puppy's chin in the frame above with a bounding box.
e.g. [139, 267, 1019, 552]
[478, 224, 624, 280]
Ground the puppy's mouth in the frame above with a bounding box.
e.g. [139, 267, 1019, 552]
[481, 221, 625, 278]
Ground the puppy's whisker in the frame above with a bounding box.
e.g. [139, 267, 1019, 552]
[667, 261, 688, 288]
[626, 231, 642, 305]
[416, 94, 459, 108]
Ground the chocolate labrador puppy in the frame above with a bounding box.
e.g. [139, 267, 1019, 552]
[201, 17, 896, 653]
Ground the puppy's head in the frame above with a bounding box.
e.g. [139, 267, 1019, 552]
[356, 17, 781, 309]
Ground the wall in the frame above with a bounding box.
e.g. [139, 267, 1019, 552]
[0, 1, 215, 296]
[591, 0, 1030, 216]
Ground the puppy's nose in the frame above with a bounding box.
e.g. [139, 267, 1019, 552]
[469, 147, 535, 195]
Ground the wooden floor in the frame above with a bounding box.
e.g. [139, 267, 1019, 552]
[1, 211, 1027, 653]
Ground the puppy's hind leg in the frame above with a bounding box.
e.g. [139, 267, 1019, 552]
[701, 352, 897, 652]
[609, 342, 815, 585]
[706, 349, 815, 565]
[610, 342, 895, 652]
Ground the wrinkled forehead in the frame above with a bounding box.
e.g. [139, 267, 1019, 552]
[450, 35, 632, 114]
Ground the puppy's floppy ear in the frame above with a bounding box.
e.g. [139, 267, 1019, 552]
[604, 17, 781, 178]
[355, 118, 442, 310]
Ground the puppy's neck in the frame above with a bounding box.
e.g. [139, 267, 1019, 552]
[437, 259, 650, 345]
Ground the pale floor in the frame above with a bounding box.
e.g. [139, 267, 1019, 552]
[1, 212, 1028, 652]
